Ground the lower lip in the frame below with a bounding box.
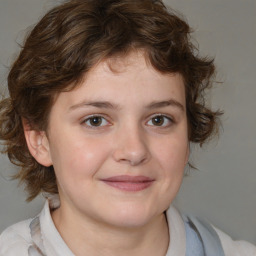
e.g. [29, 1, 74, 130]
[102, 181, 153, 192]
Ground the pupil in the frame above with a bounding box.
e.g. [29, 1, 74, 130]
[153, 116, 164, 126]
[90, 117, 102, 126]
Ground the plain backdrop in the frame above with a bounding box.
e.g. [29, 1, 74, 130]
[0, 0, 255, 244]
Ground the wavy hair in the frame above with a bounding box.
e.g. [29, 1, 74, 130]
[0, 0, 222, 201]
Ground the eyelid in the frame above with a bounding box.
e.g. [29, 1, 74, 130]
[146, 113, 174, 127]
[81, 114, 111, 128]
[80, 113, 175, 129]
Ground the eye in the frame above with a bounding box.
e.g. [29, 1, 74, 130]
[83, 116, 109, 127]
[147, 115, 173, 127]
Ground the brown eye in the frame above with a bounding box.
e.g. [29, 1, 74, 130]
[84, 116, 108, 127]
[89, 117, 102, 126]
[147, 115, 172, 127]
[152, 116, 164, 126]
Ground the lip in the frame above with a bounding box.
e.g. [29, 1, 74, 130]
[100, 175, 155, 192]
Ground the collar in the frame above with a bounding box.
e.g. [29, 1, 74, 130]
[165, 206, 186, 256]
[38, 196, 186, 256]
[39, 195, 74, 256]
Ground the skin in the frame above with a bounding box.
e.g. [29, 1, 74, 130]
[25, 51, 189, 256]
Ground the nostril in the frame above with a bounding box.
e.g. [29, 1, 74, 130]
[112, 141, 149, 166]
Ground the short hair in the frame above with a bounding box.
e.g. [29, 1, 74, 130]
[0, 0, 221, 201]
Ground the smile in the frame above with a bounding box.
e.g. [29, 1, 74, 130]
[101, 175, 155, 192]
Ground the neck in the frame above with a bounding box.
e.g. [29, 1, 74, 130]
[52, 205, 169, 256]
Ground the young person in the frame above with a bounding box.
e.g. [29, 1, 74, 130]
[0, 0, 255, 255]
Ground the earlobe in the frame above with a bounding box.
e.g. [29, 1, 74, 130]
[23, 120, 53, 167]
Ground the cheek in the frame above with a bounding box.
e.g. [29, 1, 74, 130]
[150, 136, 188, 195]
[153, 135, 188, 178]
[49, 135, 110, 180]
[149, 136, 188, 210]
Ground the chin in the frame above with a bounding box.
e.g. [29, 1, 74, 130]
[101, 204, 162, 229]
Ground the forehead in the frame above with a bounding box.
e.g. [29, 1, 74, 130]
[53, 51, 186, 110]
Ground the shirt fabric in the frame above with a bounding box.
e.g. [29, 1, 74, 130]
[0, 197, 255, 256]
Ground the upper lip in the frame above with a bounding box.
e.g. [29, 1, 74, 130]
[101, 175, 155, 182]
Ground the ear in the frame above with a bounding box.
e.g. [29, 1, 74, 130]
[23, 120, 53, 167]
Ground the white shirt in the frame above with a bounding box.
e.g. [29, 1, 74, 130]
[0, 197, 255, 256]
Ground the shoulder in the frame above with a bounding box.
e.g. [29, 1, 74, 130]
[175, 208, 256, 256]
[213, 226, 256, 256]
[0, 219, 32, 256]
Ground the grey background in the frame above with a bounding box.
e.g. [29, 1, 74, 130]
[0, 0, 255, 244]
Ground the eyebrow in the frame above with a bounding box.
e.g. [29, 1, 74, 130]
[69, 99, 184, 112]
[69, 101, 120, 111]
[146, 99, 184, 112]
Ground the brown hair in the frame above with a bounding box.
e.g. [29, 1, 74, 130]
[0, 0, 221, 201]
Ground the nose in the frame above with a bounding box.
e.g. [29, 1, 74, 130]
[112, 124, 150, 166]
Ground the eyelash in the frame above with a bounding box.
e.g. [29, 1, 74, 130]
[81, 114, 174, 129]
[146, 114, 174, 128]
[82, 115, 110, 128]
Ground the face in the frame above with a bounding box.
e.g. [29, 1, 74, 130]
[35, 51, 189, 228]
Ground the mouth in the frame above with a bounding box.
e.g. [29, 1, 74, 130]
[100, 175, 155, 192]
